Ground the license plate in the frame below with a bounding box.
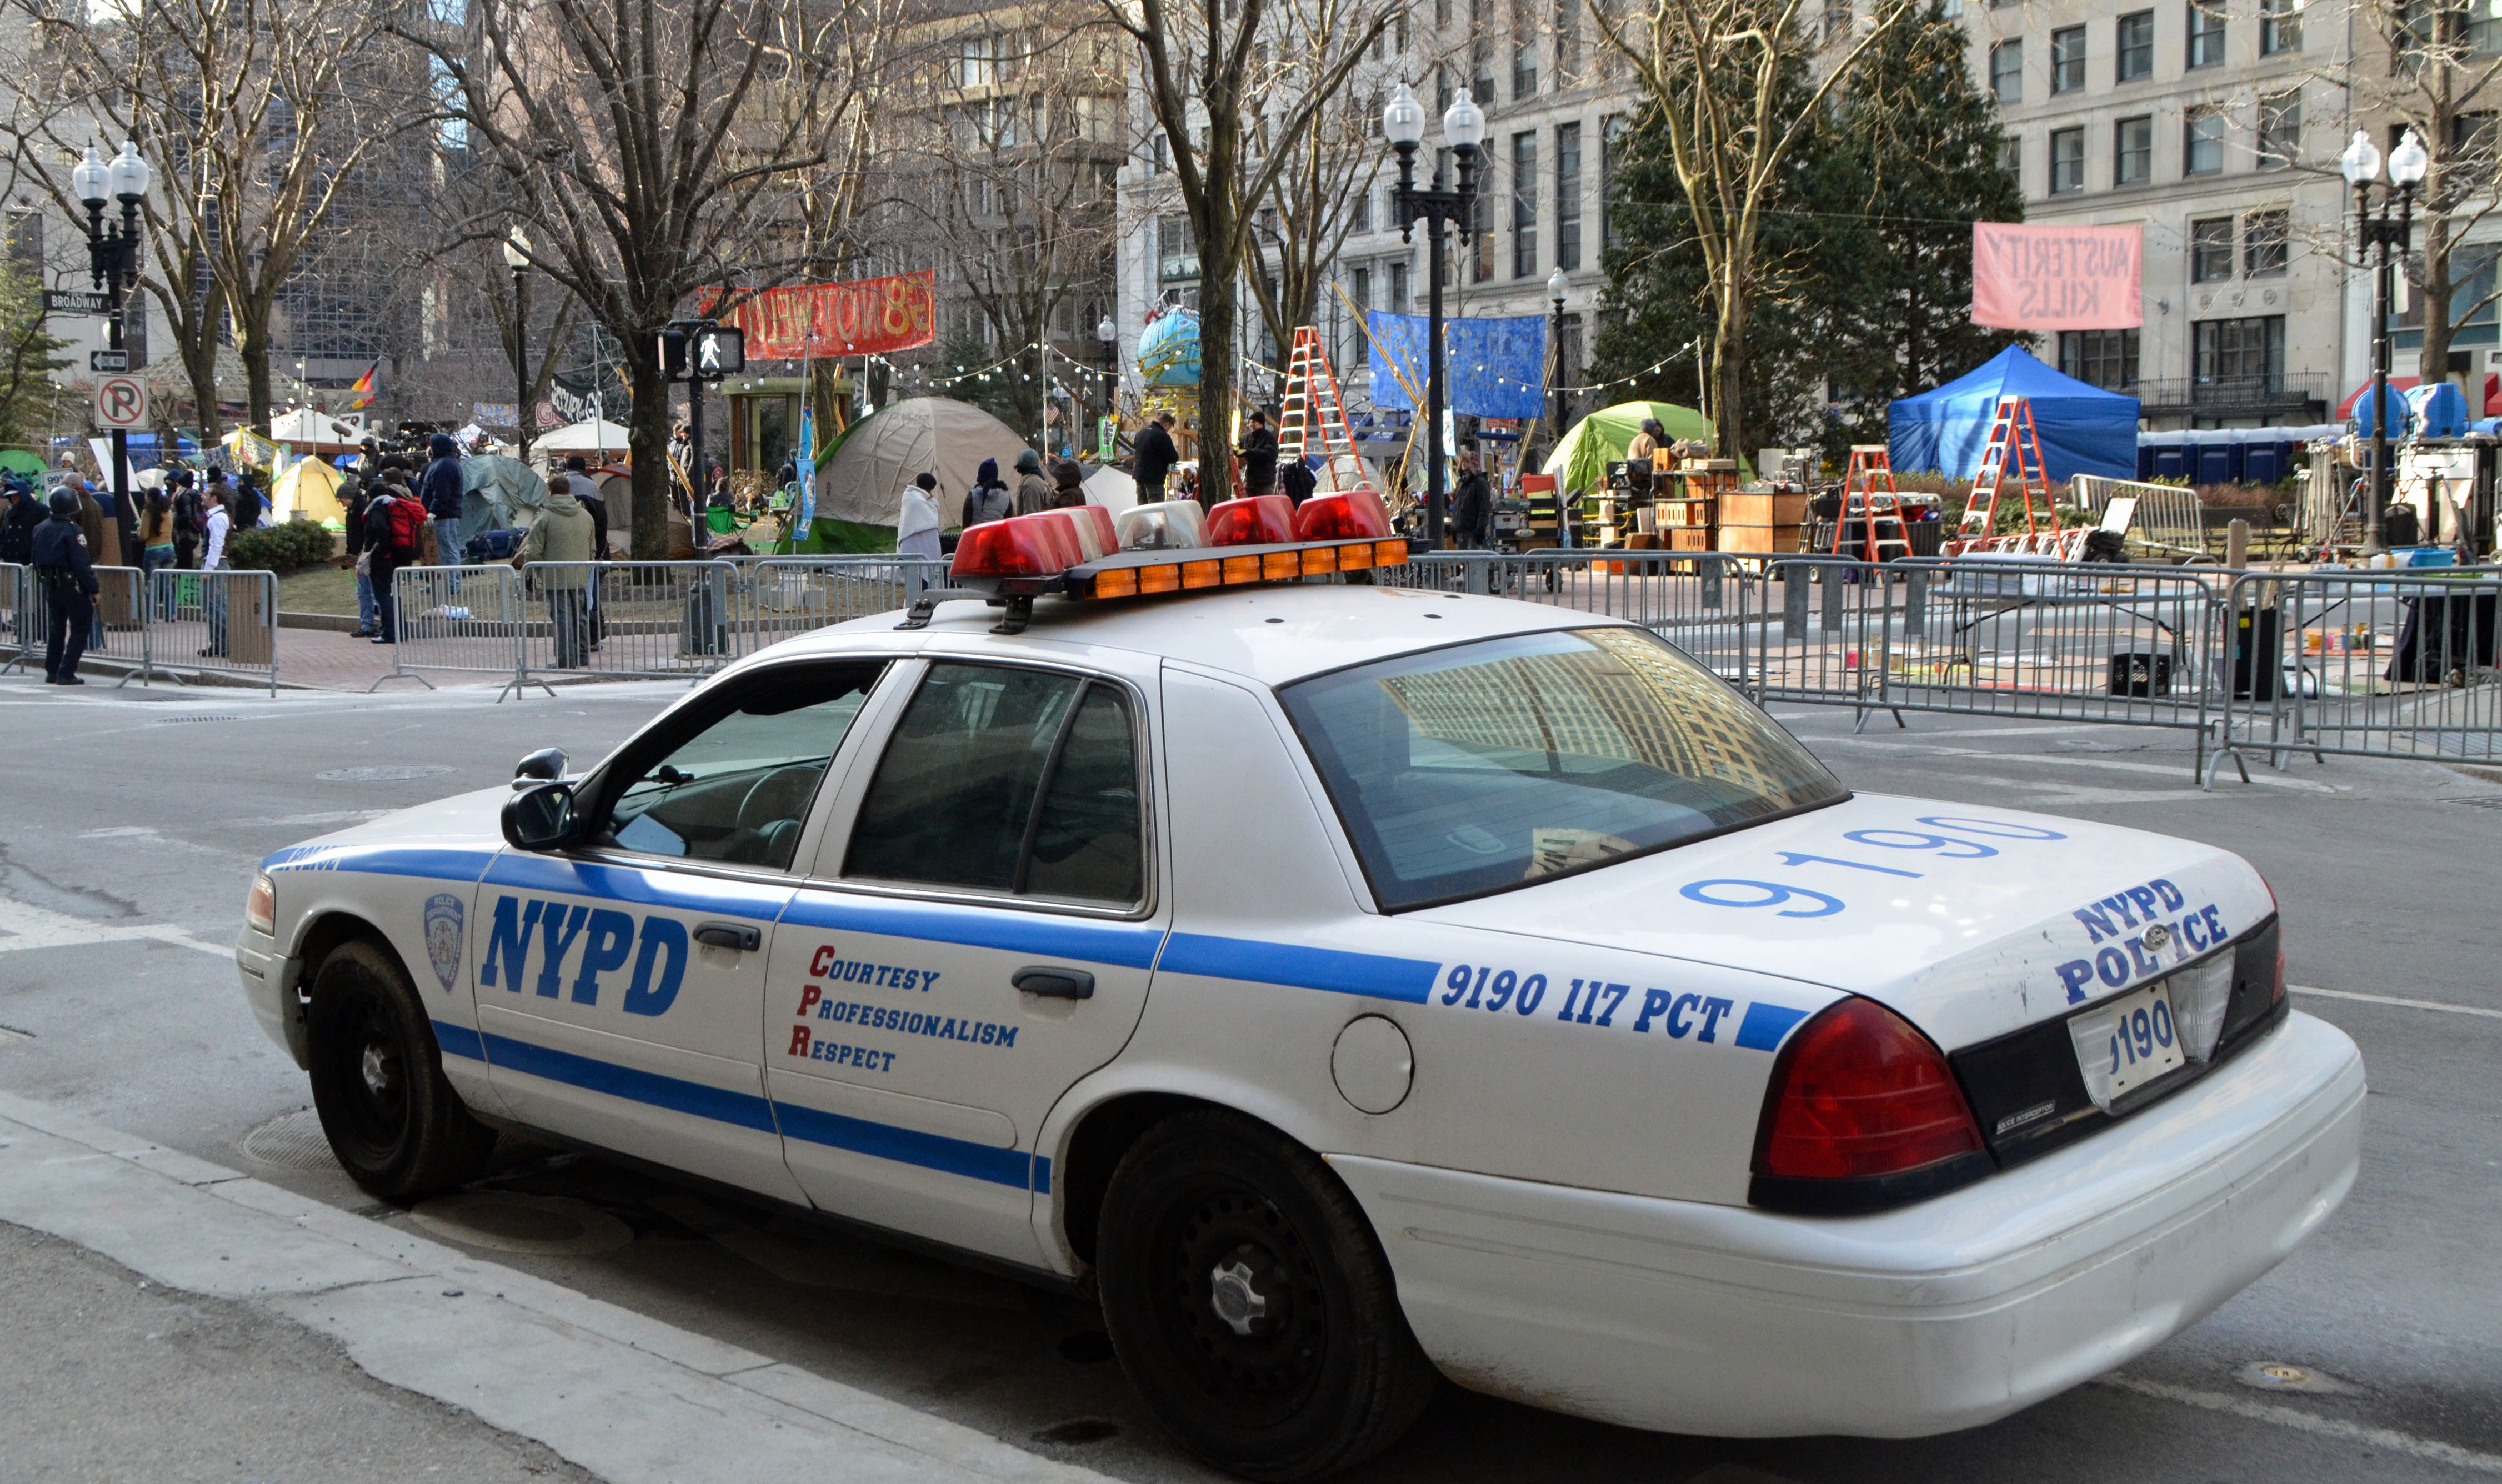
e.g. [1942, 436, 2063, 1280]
[2068, 980, 2186, 1109]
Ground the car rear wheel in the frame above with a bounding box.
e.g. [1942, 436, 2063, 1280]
[1095, 1110, 1437, 1481]
[306, 938, 495, 1203]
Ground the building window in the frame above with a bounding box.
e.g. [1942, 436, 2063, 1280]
[2186, 2, 2224, 68]
[954, 33, 994, 87]
[2051, 26, 2085, 92]
[1990, 39, 2021, 102]
[1554, 0, 1579, 79]
[2191, 216, 2235, 282]
[2260, 0, 2301, 54]
[1555, 121, 1582, 271]
[2116, 114, 2153, 184]
[1389, 260, 1409, 310]
[1351, 265, 1370, 313]
[1512, 0, 1537, 97]
[1600, 113, 1625, 252]
[2049, 127, 2085, 194]
[2059, 329, 2140, 390]
[1513, 131, 1538, 277]
[1472, 32, 1494, 103]
[3, 209, 37, 270]
[2117, 9, 2154, 80]
[2195, 315, 2286, 390]
[2185, 107, 2226, 175]
[2258, 91, 2300, 169]
[2244, 209, 2288, 277]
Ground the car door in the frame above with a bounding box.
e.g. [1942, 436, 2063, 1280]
[474, 658, 893, 1202]
[764, 653, 1166, 1264]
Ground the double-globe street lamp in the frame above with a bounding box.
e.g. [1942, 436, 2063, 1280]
[1097, 314, 1118, 462]
[1382, 81, 1483, 548]
[2341, 126, 2429, 555]
[1546, 265, 1569, 458]
[71, 141, 151, 549]
[503, 228, 533, 462]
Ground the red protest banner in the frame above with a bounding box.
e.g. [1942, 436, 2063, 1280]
[1970, 224, 2142, 330]
[715, 271, 938, 359]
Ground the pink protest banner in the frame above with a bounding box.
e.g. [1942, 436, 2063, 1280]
[1970, 224, 2143, 330]
[711, 270, 938, 359]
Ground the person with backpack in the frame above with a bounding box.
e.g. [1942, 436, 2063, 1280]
[167, 469, 202, 570]
[366, 479, 424, 643]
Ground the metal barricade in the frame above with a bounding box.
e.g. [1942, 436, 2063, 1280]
[2215, 565, 2502, 776]
[2072, 474, 2208, 560]
[146, 568, 277, 695]
[1389, 550, 1759, 683]
[377, 565, 531, 699]
[747, 557, 949, 648]
[0, 562, 24, 671]
[518, 559, 742, 685]
[1754, 555, 2228, 778]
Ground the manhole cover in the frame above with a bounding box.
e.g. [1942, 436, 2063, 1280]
[316, 764, 456, 783]
[241, 1108, 339, 1170]
[409, 1192, 635, 1255]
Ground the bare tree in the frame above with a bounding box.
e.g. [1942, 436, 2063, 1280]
[3, 0, 412, 436]
[1598, 0, 1914, 459]
[406, 0, 889, 555]
[1106, 0, 1392, 496]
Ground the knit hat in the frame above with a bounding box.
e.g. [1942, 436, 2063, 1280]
[1015, 449, 1041, 473]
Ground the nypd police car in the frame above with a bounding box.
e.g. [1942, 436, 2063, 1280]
[236, 493, 2363, 1481]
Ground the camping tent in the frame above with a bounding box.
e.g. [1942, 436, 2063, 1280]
[1888, 346, 2139, 482]
[267, 407, 365, 453]
[270, 456, 345, 525]
[790, 398, 1031, 552]
[1543, 401, 1722, 494]
[538, 417, 634, 454]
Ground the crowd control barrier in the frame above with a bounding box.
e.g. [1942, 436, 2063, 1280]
[2214, 565, 2502, 777]
[1393, 550, 1758, 683]
[517, 560, 743, 686]
[0, 563, 25, 670]
[744, 558, 950, 648]
[377, 565, 536, 700]
[148, 568, 278, 695]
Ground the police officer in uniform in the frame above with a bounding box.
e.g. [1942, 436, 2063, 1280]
[32, 489, 98, 685]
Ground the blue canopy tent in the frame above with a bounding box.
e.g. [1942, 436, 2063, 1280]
[1888, 345, 2139, 481]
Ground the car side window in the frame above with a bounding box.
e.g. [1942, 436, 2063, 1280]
[843, 662, 1144, 906]
[592, 663, 884, 871]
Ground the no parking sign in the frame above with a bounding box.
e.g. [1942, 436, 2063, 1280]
[94, 375, 147, 429]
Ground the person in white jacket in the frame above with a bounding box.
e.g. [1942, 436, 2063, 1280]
[897, 472, 942, 561]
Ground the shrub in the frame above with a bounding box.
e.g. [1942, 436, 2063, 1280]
[226, 518, 338, 574]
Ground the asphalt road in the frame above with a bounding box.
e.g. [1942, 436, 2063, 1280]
[1, 673, 2496, 1483]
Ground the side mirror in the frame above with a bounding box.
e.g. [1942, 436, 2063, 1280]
[502, 781, 578, 853]
[514, 747, 569, 787]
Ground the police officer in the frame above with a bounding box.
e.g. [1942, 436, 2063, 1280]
[32, 489, 98, 685]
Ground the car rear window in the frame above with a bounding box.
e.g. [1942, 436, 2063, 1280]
[1278, 627, 1846, 910]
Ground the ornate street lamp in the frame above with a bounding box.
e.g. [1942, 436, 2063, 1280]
[1384, 81, 1483, 547]
[75, 141, 149, 547]
[503, 228, 532, 460]
[2344, 127, 2428, 553]
[1546, 265, 1570, 463]
[1097, 314, 1118, 462]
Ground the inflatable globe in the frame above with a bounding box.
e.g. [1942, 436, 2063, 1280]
[1137, 309, 1202, 388]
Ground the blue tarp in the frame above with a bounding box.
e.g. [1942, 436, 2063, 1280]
[1367, 312, 1548, 419]
[1888, 345, 2139, 481]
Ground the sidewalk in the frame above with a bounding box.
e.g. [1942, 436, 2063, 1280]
[0, 1090, 1115, 1484]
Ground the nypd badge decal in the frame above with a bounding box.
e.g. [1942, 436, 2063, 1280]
[423, 893, 464, 994]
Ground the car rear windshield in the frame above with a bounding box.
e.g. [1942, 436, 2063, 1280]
[1278, 627, 1847, 910]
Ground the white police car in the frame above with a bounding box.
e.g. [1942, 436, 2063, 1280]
[237, 495, 2363, 1481]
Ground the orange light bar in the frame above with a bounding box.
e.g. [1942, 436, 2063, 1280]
[1093, 568, 1139, 599]
[1300, 547, 1341, 576]
[1181, 559, 1223, 589]
[1374, 538, 1409, 565]
[1261, 550, 1302, 580]
[1222, 555, 1262, 584]
[1139, 563, 1181, 594]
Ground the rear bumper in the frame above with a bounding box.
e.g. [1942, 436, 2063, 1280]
[1330, 1010, 2362, 1438]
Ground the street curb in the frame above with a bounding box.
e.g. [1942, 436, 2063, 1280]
[0, 1090, 1118, 1484]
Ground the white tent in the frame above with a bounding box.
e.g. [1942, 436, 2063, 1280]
[538, 417, 634, 454]
[267, 407, 364, 452]
[817, 398, 1032, 528]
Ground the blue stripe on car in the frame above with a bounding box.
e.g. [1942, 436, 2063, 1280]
[483, 854, 792, 922]
[264, 845, 497, 882]
[432, 1020, 1050, 1192]
[1155, 932, 1441, 1003]
[1734, 1001, 1811, 1051]
[780, 893, 1164, 969]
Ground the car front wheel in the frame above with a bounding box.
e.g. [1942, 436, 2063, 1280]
[306, 937, 495, 1202]
[1095, 1110, 1438, 1481]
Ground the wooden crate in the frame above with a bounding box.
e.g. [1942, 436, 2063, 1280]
[1720, 489, 1809, 528]
[1668, 526, 1715, 552]
[1718, 523, 1805, 554]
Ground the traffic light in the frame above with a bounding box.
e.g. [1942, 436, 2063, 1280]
[656, 327, 689, 379]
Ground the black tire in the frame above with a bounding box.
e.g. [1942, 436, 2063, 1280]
[1095, 1110, 1438, 1481]
[305, 938, 496, 1203]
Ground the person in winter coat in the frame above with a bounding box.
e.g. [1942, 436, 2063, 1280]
[198, 486, 233, 656]
[1236, 409, 1278, 495]
[962, 458, 1013, 527]
[32, 489, 98, 685]
[0, 479, 40, 566]
[228, 470, 264, 532]
[518, 477, 599, 668]
[1132, 413, 1178, 503]
[167, 469, 201, 570]
[341, 479, 377, 637]
[1049, 458, 1086, 508]
[1012, 449, 1052, 516]
[417, 432, 466, 568]
[138, 490, 178, 619]
[897, 472, 943, 562]
[363, 480, 422, 643]
[1452, 452, 1492, 549]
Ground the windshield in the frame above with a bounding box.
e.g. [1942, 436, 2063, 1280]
[1278, 627, 1847, 910]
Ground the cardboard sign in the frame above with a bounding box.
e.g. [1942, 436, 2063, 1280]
[1971, 224, 2143, 330]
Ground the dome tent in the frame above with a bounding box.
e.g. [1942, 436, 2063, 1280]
[788, 397, 1033, 553]
[1542, 401, 1725, 495]
[1888, 345, 2139, 482]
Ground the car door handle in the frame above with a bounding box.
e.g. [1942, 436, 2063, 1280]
[1013, 966, 1095, 1000]
[694, 922, 761, 952]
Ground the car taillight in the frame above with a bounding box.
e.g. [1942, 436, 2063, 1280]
[1754, 997, 1985, 1187]
[1290, 488, 1392, 542]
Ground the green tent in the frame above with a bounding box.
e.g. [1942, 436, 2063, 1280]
[0, 449, 45, 477]
[1542, 401, 1741, 495]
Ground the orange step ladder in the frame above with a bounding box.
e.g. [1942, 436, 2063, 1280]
[1829, 444, 1913, 563]
[1275, 327, 1373, 494]
[1951, 397, 2061, 555]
